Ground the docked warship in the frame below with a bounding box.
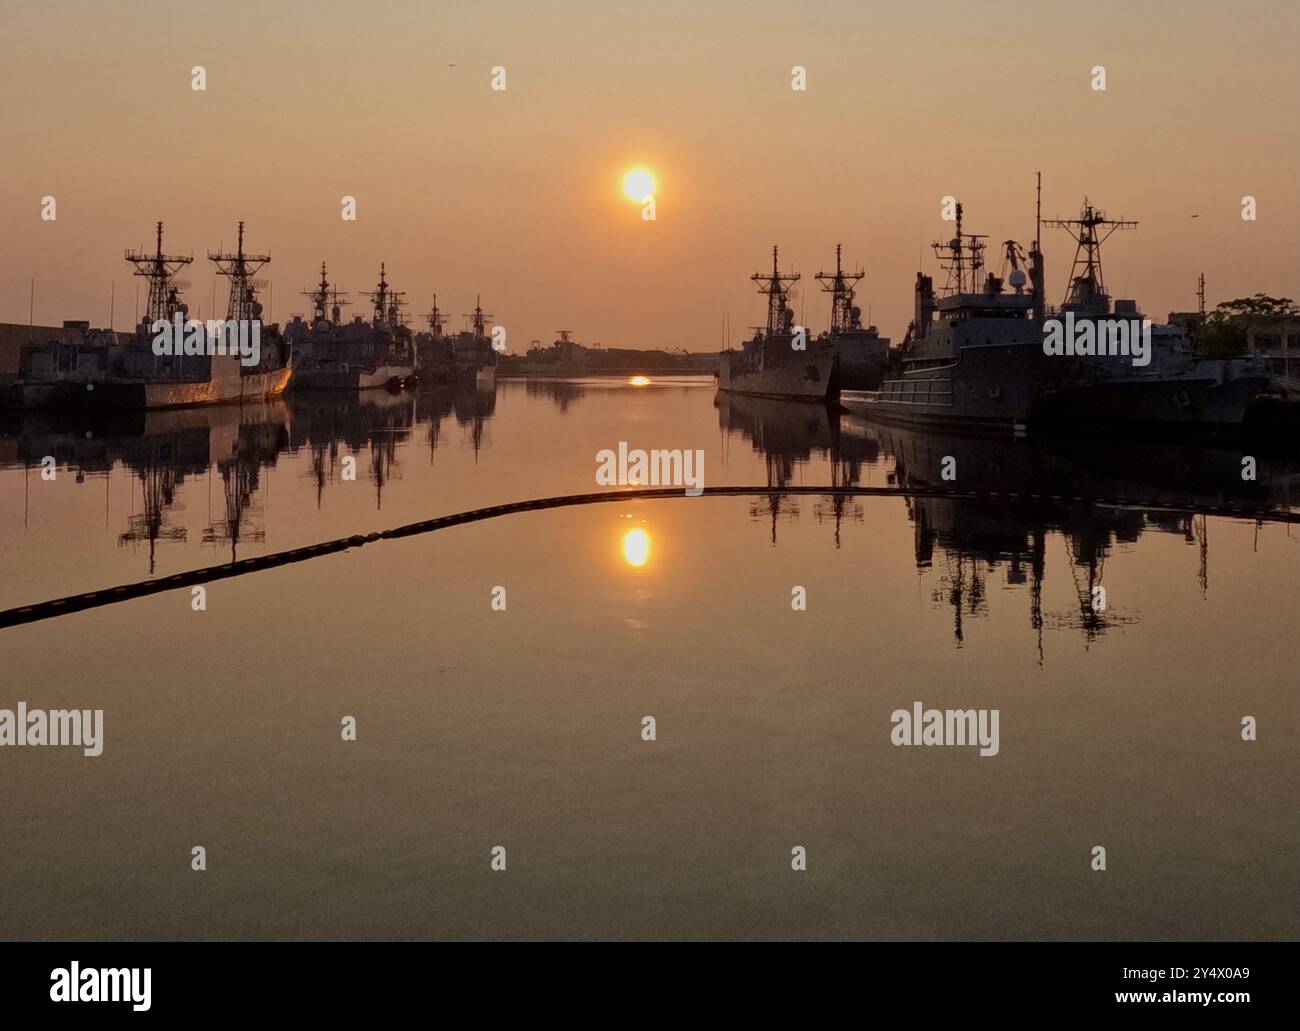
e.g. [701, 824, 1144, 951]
[412, 294, 498, 385]
[286, 263, 416, 391]
[449, 296, 499, 386]
[1034, 200, 1273, 435]
[718, 246, 836, 402]
[841, 200, 1066, 432]
[815, 244, 890, 389]
[2, 222, 292, 411]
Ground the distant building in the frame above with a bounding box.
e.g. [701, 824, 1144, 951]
[1233, 314, 1300, 381]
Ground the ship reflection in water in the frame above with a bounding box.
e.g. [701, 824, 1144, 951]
[0, 381, 497, 610]
[3, 376, 1297, 638]
[716, 389, 1300, 652]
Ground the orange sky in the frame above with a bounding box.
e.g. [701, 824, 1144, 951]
[2, 0, 1298, 349]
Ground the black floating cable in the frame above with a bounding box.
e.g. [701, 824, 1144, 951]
[1, 485, 1294, 630]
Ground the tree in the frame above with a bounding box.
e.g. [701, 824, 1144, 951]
[1199, 294, 1298, 357]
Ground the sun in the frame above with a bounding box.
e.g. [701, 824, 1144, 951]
[622, 169, 655, 202]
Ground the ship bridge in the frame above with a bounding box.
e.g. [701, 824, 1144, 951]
[936, 292, 1034, 318]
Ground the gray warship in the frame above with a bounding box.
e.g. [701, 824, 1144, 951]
[1034, 200, 1274, 435]
[718, 246, 836, 402]
[3, 222, 292, 411]
[842, 199, 1069, 432]
[286, 263, 416, 391]
[815, 244, 890, 389]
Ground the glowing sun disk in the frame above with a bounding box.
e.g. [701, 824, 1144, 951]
[623, 169, 655, 201]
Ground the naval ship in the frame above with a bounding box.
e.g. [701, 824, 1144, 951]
[815, 244, 890, 389]
[1033, 200, 1274, 435]
[448, 296, 499, 386]
[842, 200, 1069, 432]
[413, 296, 454, 381]
[412, 294, 498, 386]
[718, 246, 837, 402]
[286, 263, 416, 391]
[2, 222, 292, 411]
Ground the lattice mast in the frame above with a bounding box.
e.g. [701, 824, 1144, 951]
[367, 264, 406, 327]
[1043, 199, 1137, 313]
[125, 222, 193, 326]
[751, 246, 800, 336]
[814, 244, 865, 333]
[932, 203, 987, 296]
[302, 262, 350, 324]
[209, 222, 271, 322]
[425, 294, 445, 335]
[463, 295, 493, 338]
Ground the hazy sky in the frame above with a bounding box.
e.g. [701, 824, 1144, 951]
[2, 0, 1298, 349]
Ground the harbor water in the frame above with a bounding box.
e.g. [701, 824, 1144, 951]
[1, 376, 1296, 940]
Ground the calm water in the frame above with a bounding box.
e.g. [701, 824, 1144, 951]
[1, 376, 1297, 940]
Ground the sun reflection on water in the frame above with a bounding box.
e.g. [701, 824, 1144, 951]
[622, 527, 651, 567]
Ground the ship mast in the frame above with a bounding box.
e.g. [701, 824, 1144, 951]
[463, 295, 493, 338]
[814, 244, 865, 334]
[1029, 171, 1046, 319]
[931, 203, 987, 296]
[425, 294, 445, 335]
[303, 262, 329, 322]
[751, 245, 799, 337]
[1043, 198, 1137, 314]
[367, 263, 405, 327]
[208, 222, 271, 323]
[125, 222, 192, 326]
[301, 263, 351, 324]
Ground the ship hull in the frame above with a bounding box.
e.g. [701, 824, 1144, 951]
[1041, 373, 1272, 437]
[858, 342, 1055, 433]
[0, 365, 292, 411]
[292, 364, 415, 391]
[717, 353, 835, 402]
[829, 337, 890, 390]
